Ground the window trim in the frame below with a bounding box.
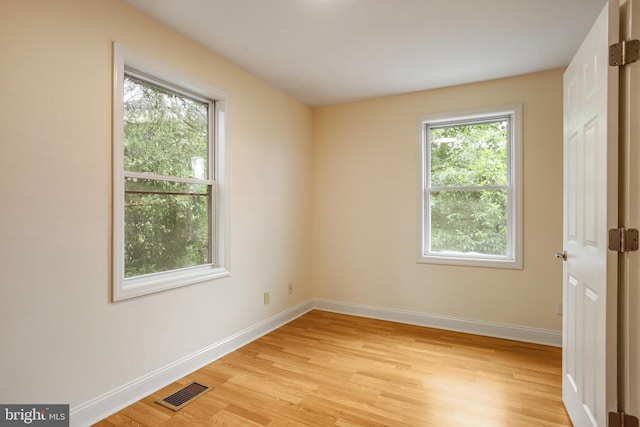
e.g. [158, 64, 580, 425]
[112, 43, 230, 301]
[416, 104, 523, 269]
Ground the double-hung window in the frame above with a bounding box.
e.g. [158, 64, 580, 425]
[418, 105, 522, 269]
[113, 44, 229, 301]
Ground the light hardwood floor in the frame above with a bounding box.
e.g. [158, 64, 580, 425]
[95, 310, 572, 426]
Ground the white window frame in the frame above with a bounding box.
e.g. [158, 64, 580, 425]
[112, 43, 230, 301]
[417, 104, 522, 269]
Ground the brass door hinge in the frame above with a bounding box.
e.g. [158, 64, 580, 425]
[610, 39, 640, 66]
[608, 228, 639, 252]
[609, 411, 639, 427]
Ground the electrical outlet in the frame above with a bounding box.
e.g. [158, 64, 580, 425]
[264, 291, 270, 305]
[288, 283, 293, 294]
[556, 302, 563, 316]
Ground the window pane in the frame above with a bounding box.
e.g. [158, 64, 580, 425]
[430, 120, 508, 187]
[124, 178, 211, 278]
[123, 75, 208, 179]
[429, 189, 507, 256]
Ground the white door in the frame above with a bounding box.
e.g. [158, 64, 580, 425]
[562, 1, 619, 426]
[620, 0, 640, 419]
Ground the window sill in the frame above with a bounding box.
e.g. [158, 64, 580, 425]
[417, 254, 522, 270]
[113, 265, 230, 301]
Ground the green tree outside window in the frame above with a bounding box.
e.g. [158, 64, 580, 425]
[123, 75, 212, 278]
[428, 120, 509, 256]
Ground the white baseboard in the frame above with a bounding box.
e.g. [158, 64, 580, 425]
[313, 298, 562, 348]
[70, 300, 313, 427]
[72, 298, 561, 426]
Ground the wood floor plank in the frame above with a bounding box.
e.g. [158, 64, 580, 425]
[95, 310, 571, 426]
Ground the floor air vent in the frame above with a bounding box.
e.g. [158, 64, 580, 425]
[156, 382, 212, 411]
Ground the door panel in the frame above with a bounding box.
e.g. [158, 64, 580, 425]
[562, 1, 619, 426]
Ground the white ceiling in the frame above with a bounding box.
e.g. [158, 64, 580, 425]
[124, 0, 608, 107]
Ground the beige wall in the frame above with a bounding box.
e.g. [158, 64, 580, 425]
[0, 0, 313, 408]
[312, 70, 564, 331]
[0, 0, 566, 419]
